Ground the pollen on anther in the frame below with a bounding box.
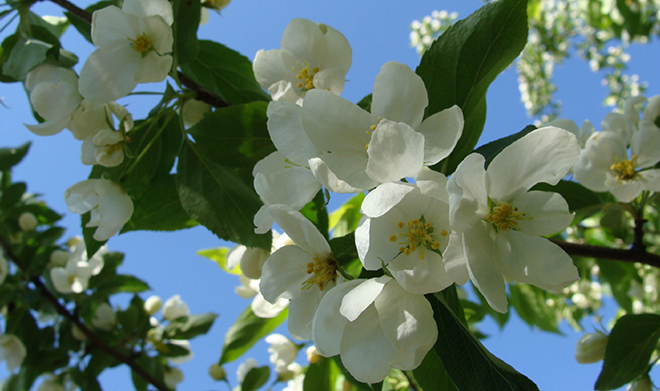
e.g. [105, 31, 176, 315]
[397, 222, 405, 229]
[440, 229, 448, 236]
[389, 234, 397, 242]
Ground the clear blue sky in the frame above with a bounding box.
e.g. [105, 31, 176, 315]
[2, 0, 660, 390]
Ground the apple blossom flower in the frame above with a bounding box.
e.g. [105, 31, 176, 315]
[445, 127, 580, 313]
[260, 204, 342, 340]
[92, 303, 117, 331]
[574, 124, 660, 202]
[65, 179, 134, 241]
[265, 334, 299, 372]
[18, 212, 38, 231]
[144, 295, 162, 315]
[355, 173, 455, 294]
[547, 118, 595, 148]
[78, 0, 174, 104]
[226, 230, 292, 279]
[575, 331, 608, 364]
[306, 346, 322, 364]
[279, 61, 463, 192]
[253, 18, 351, 105]
[24, 64, 131, 139]
[277, 362, 302, 382]
[312, 276, 437, 383]
[163, 367, 184, 388]
[69, 240, 106, 276]
[50, 257, 94, 294]
[168, 339, 193, 365]
[234, 275, 288, 318]
[49, 249, 69, 268]
[162, 294, 190, 320]
[282, 374, 305, 391]
[0, 334, 27, 372]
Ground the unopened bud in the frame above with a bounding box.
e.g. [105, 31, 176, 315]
[626, 376, 653, 391]
[208, 363, 226, 381]
[144, 296, 162, 315]
[306, 345, 322, 364]
[575, 331, 608, 364]
[18, 212, 38, 231]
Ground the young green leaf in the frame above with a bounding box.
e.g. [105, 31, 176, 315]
[218, 306, 287, 364]
[164, 313, 218, 340]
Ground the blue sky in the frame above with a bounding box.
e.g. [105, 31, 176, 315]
[2, 0, 660, 390]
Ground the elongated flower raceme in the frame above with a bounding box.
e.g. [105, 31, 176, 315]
[445, 127, 580, 313]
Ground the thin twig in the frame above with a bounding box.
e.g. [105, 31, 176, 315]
[551, 239, 660, 268]
[46, 0, 91, 24]
[0, 236, 170, 391]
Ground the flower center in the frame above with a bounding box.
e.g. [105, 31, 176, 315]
[302, 257, 337, 291]
[610, 155, 637, 180]
[486, 201, 529, 231]
[129, 33, 152, 54]
[389, 217, 447, 260]
[292, 62, 319, 91]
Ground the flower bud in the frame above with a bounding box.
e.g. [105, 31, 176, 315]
[162, 295, 190, 320]
[626, 376, 653, 391]
[49, 250, 70, 268]
[208, 363, 226, 381]
[18, 212, 38, 232]
[575, 331, 608, 364]
[306, 345, 322, 364]
[92, 303, 117, 331]
[144, 296, 162, 315]
[164, 367, 184, 389]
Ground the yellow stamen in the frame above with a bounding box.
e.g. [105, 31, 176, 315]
[292, 62, 320, 91]
[610, 155, 637, 180]
[129, 33, 152, 53]
[486, 202, 530, 231]
[390, 216, 447, 257]
[301, 257, 338, 291]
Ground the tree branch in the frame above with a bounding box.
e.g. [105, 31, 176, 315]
[551, 238, 660, 268]
[46, 0, 232, 108]
[0, 236, 170, 391]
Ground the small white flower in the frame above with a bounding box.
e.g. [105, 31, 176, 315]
[49, 250, 69, 268]
[0, 334, 26, 372]
[92, 303, 117, 331]
[306, 345, 321, 364]
[78, 0, 174, 103]
[162, 294, 190, 320]
[282, 374, 305, 391]
[18, 212, 38, 232]
[163, 367, 184, 388]
[144, 295, 162, 315]
[69, 241, 106, 276]
[65, 179, 134, 241]
[265, 334, 299, 373]
[575, 331, 608, 364]
[236, 358, 258, 383]
[50, 258, 94, 294]
[168, 339, 193, 365]
[253, 18, 351, 105]
[445, 127, 580, 313]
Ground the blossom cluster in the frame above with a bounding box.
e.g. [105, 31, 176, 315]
[248, 18, 584, 383]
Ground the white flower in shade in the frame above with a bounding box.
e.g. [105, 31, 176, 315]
[277, 362, 302, 382]
[18, 212, 38, 231]
[253, 18, 351, 105]
[306, 345, 322, 364]
[0, 334, 26, 372]
[24, 64, 130, 140]
[282, 374, 305, 391]
[355, 170, 454, 295]
[49, 249, 69, 268]
[575, 331, 608, 364]
[163, 367, 184, 389]
[162, 294, 190, 320]
[144, 295, 162, 315]
[181, 99, 212, 128]
[81, 129, 126, 167]
[546, 118, 595, 148]
[37, 374, 66, 391]
[260, 204, 341, 340]
[298, 61, 463, 192]
[168, 339, 193, 365]
[265, 334, 299, 372]
[626, 376, 653, 391]
[236, 358, 258, 383]
[65, 179, 134, 241]
[69, 241, 106, 276]
[235, 275, 259, 298]
[445, 127, 580, 313]
[312, 277, 437, 383]
[234, 275, 289, 319]
[573, 126, 660, 202]
[50, 258, 94, 294]
[92, 303, 117, 331]
[0, 251, 8, 286]
[78, 0, 174, 104]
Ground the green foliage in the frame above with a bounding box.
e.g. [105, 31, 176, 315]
[412, 349, 458, 391]
[218, 305, 288, 364]
[0, 142, 30, 170]
[197, 247, 242, 275]
[509, 283, 560, 333]
[300, 190, 329, 240]
[416, 0, 529, 175]
[172, 0, 200, 65]
[596, 314, 660, 390]
[241, 366, 270, 391]
[303, 357, 339, 391]
[164, 313, 218, 340]
[329, 192, 365, 238]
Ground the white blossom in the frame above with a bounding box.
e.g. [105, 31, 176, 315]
[163, 367, 184, 388]
[236, 358, 257, 383]
[162, 294, 190, 320]
[575, 331, 608, 364]
[92, 303, 117, 331]
[144, 295, 162, 315]
[37, 374, 66, 391]
[18, 212, 38, 231]
[50, 257, 94, 294]
[208, 363, 226, 381]
[265, 334, 299, 372]
[0, 334, 26, 372]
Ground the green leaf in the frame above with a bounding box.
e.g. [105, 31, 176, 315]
[357, 93, 372, 112]
[303, 357, 337, 391]
[329, 192, 364, 238]
[329, 232, 358, 267]
[508, 284, 560, 333]
[180, 40, 270, 104]
[2, 37, 50, 80]
[416, 0, 529, 174]
[596, 259, 636, 313]
[241, 366, 270, 391]
[172, 0, 200, 64]
[186, 101, 275, 186]
[27, 12, 69, 38]
[176, 140, 271, 249]
[219, 305, 287, 364]
[0, 182, 26, 208]
[81, 211, 107, 266]
[412, 349, 458, 391]
[473, 125, 536, 168]
[92, 274, 150, 297]
[121, 175, 198, 233]
[1, 367, 39, 391]
[164, 313, 218, 340]
[300, 190, 329, 240]
[332, 356, 377, 391]
[532, 180, 611, 223]
[0, 34, 20, 83]
[197, 247, 242, 275]
[596, 314, 660, 390]
[0, 142, 30, 170]
[428, 293, 539, 391]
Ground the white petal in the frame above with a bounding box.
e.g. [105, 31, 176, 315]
[142, 14, 173, 54]
[309, 154, 377, 193]
[388, 250, 453, 295]
[268, 81, 303, 105]
[312, 68, 347, 95]
[496, 231, 578, 291]
[366, 120, 425, 183]
[340, 276, 390, 321]
[572, 151, 610, 193]
[259, 245, 311, 302]
[252, 293, 288, 318]
[312, 280, 361, 357]
[254, 205, 275, 234]
[24, 117, 69, 136]
[92, 180, 134, 240]
[487, 127, 580, 201]
[280, 18, 329, 68]
[254, 49, 295, 92]
[447, 153, 489, 232]
[64, 180, 99, 214]
[253, 169, 321, 209]
[266, 101, 318, 164]
[91, 6, 139, 48]
[267, 204, 331, 257]
[318, 22, 351, 72]
[631, 126, 660, 168]
[288, 286, 326, 340]
[68, 100, 112, 140]
[415, 167, 449, 203]
[416, 105, 464, 165]
[81, 137, 97, 165]
[512, 191, 574, 236]
[122, 0, 173, 24]
[134, 52, 172, 83]
[371, 62, 427, 128]
[361, 182, 415, 218]
[442, 232, 469, 284]
[29, 79, 81, 122]
[607, 180, 644, 203]
[79, 46, 141, 104]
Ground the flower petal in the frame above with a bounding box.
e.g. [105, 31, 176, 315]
[309, 154, 377, 193]
[79, 46, 141, 104]
[313, 280, 361, 357]
[442, 232, 469, 285]
[259, 245, 310, 302]
[267, 204, 331, 257]
[266, 101, 318, 164]
[416, 105, 463, 165]
[288, 287, 325, 340]
[371, 62, 427, 128]
[91, 6, 139, 48]
[340, 276, 390, 321]
[134, 52, 172, 84]
[631, 126, 660, 168]
[447, 153, 489, 232]
[388, 250, 454, 295]
[366, 120, 425, 183]
[361, 182, 415, 218]
[122, 0, 173, 24]
[252, 292, 288, 318]
[512, 191, 574, 236]
[24, 117, 69, 137]
[415, 167, 449, 203]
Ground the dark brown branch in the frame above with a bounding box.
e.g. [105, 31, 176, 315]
[551, 239, 660, 268]
[46, 0, 232, 108]
[0, 236, 170, 391]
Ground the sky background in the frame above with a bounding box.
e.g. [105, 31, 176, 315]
[2, 0, 660, 390]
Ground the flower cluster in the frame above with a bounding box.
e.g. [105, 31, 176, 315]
[251, 19, 583, 383]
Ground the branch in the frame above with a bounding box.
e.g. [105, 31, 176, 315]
[551, 239, 660, 268]
[46, 0, 232, 108]
[0, 236, 170, 391]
